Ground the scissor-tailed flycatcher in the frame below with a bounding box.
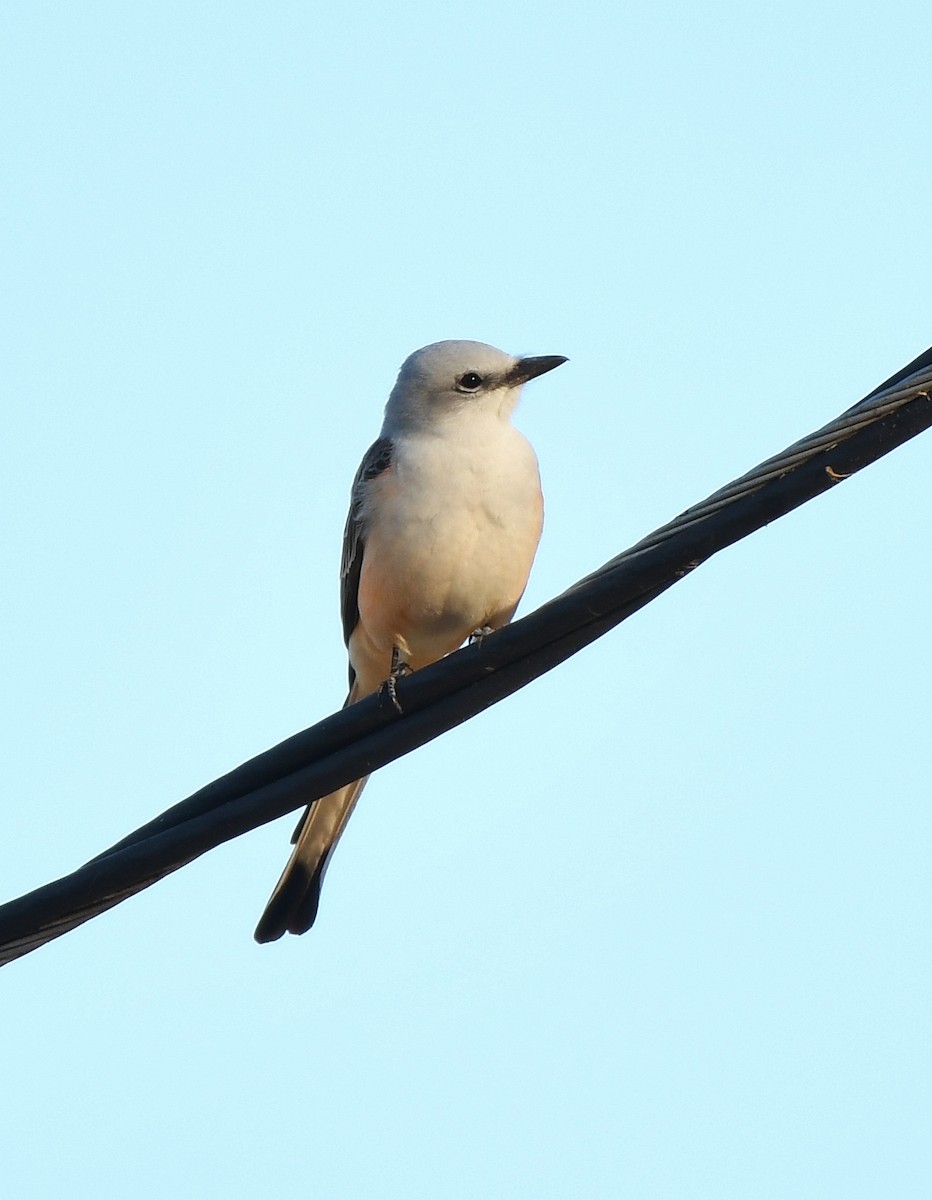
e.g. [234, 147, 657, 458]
[254, 340, 567, 942]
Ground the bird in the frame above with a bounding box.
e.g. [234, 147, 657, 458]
[254, 339, 567, 942]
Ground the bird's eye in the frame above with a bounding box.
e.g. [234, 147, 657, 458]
[457, 371, 484, 392]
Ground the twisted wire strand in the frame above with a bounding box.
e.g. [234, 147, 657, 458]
[608, 364, 932, 563]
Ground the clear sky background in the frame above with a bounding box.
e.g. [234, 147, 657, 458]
[3, 3, 932, 1197]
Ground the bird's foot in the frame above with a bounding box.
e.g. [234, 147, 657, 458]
[469, 625, 495, 646]
[381, 648, 412, 715]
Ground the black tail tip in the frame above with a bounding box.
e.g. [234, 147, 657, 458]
[253, 877, 322, 944]
[253, 915, 286, 944]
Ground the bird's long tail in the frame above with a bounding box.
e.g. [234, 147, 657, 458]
[254, 683, 368, 943]
[254, 775, 368, 942]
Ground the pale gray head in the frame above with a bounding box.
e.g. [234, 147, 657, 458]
[383, 339, 567, 432]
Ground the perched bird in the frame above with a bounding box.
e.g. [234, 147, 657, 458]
[254, 340, 566, 942]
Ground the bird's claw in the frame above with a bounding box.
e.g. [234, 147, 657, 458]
[381, 650, 413, 715]
[469, 625, 494, 646]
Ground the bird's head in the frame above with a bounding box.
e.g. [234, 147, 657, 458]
[384, 340, 567, 431]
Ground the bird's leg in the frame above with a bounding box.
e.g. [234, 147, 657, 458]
[468, 625, 495, 646]
[382, 645, 412, 715]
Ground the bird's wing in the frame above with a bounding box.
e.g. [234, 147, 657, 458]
[339, 436, 394, 686]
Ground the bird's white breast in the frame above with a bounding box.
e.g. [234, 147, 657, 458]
[355, 413, 543, 673]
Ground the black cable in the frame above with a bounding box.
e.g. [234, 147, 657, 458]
[2, 346, 930, 967]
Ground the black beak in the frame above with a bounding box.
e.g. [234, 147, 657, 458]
[506, 355, 568, 386]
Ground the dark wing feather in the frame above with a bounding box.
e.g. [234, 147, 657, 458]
[339, 437, 394, 687]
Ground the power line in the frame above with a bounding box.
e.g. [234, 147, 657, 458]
[2, 346, 931, 967]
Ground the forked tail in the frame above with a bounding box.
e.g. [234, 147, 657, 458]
[254, 774, 369, 942]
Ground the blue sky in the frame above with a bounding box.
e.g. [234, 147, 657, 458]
[3, 3, 932, 1196]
